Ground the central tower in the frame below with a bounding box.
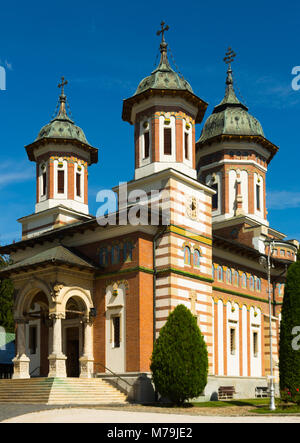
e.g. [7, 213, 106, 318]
[122, 22, 207, 181]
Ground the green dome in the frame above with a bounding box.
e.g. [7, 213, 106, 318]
[198, 67, 264, 144]
[36, 94, 88, 144]
[135, 41, 193, 95]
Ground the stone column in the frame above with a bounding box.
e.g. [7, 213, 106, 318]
[48, 313, 67, 378]
[12, 319, 30, 379]
[79, 318, 94, 378]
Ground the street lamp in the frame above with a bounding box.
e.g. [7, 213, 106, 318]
[259, 240, 276, 411]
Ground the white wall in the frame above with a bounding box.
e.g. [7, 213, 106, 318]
[105, 284, 126, 373]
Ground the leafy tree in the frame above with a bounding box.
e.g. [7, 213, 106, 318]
[279, 261, 300, 404]
[150, 304, 208, 406]
[0, 256, 14, 333]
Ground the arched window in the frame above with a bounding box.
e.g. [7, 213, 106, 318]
[111, 245, 120, 265]
[226, 268, 232, 284]
[194, 249, 201, 267]
[241, 273, 247, 288]
[99, 247, 109, 267]
[217, 266, 223, 282]
[233, 270, 239, 287]
[249, 275, 255, 291]
[256, 278, 261, 292]
[184, 246, 191, 265]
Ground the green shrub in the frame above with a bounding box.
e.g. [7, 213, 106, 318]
[279, 261, 300, 404]
[150, 304, 208, 406]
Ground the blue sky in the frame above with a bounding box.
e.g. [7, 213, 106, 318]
[0, 0, 300, 245]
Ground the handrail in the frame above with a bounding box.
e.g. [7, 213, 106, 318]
[93, 362, 133, 388]
[30, 366, 40, 376]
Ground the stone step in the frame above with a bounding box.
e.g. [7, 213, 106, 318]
[0, 378, 128, 405]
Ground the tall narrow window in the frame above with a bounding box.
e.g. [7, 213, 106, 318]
[184, 132, 189, 160]
[123, 242, 133, 262]
[144, 132, 150, 159]
[42, 172, 47, 196]
[230, 328, 236, 356]
[57, 170, 65, 194]
[99, 247, 109, 267]
[212, 183, 218, 210]
[194, 249, 201, 267]
[164, 128, 172, 155]
[256, 184, 260, 211]
[112, 316, 120, 348]
[76, 172, 81, 197]
[253, 331, 258, 357]
[184, 246, 191, 265]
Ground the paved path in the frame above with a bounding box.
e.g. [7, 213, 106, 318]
[2, 408, 300, 423]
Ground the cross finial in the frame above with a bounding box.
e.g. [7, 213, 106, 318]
[224, 47, 236, 66]
[58, 76, 68, 96]
[156, 21, 169, 43]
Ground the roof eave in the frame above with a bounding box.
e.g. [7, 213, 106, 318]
[122, 88, 208, 125]
[197, 134, 279, 163]
[25, 137, 99, 165]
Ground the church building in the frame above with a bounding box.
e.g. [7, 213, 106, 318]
[0, 24, 298, 402]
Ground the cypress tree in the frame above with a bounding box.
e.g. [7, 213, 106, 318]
[150, 304, 208, 406]
[279, 261, 300, 403]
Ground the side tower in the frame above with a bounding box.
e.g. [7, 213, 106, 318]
[20, 78, 98, 239]
[196, 49, 278, 233]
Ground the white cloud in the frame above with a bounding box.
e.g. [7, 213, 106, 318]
[267, 191, 300, 209]
[0, 162, 34, 188]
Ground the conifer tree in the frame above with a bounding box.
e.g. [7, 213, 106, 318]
[150, 304, 208, 405]
[279, 261, 300, 403]
[0, 256, 14, 333]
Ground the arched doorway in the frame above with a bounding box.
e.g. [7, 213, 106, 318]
[24, 291, 50, 377]
[63, 297, 86, 378]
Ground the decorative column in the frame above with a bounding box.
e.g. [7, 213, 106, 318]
[79, 317, 94, 378]
[12, 319, 30, 379]
[235, 170, 245, 216]
[48, 313, 67, 378]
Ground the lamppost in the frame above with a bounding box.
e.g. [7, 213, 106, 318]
[259, 240, 276, 411]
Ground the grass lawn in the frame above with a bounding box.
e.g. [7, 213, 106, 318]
[191, 399, 269, 408]
[192, 398, 300, 414]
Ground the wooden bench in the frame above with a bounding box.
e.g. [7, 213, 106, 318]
[218, 386, 235, 400]
[255, 386, 269, 398]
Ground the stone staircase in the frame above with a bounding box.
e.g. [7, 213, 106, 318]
[0, 378, 128, 405]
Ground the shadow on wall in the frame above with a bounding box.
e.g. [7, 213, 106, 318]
[210, 391, 218, 401]
[104, 373, 156, 403]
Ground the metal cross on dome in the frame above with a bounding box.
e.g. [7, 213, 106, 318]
[224, 47, 237, 65]
[58, 76, 68, 96]
[156, 21, 169, 43]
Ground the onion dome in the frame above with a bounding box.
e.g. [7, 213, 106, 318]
[25, 77, 98, 165]
[122, 22, 207, 124]
[135, 32, 193, 95]
[198, 64, 265, 144]
[36, 78, 88, 144]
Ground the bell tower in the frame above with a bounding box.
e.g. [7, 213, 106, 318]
[122, 22, 207, 181]
[19, 78, 98, 239]
[196, 49, 279, 227]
